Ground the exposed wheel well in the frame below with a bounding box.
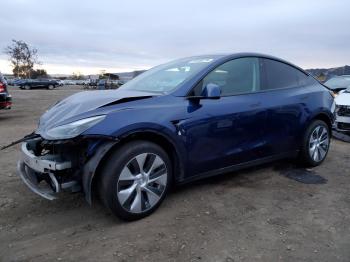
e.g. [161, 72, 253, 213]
[91, 131, 181, 200]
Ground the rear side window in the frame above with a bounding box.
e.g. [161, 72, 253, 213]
[261, 59, 308, 90]
[192, 57, 260, 96]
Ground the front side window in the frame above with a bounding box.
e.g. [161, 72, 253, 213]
[192, 57, 260, 96]
[261, 59, 308, 90]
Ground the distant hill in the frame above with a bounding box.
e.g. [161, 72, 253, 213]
[306, 65, 350, 81]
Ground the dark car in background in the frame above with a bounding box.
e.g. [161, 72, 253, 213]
[16, 53, 334, 221]
[11, 79, 26, 86]
[0, 73, 12, 110]
[324, 76, 350, 93]
[18, 79, 59, 90]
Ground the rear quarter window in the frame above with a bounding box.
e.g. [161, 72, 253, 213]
[261, 58, 309, 90]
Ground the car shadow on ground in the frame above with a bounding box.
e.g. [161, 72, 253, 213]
[171, 158, 327, 197]
[6, 158, 329, 226]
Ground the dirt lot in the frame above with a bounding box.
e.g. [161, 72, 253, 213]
[0, 87, 350, 262]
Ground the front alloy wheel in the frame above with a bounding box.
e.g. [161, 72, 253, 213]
[99, 140, 171, 221]
[117, 153, 168, 213]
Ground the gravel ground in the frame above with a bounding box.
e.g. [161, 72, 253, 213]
[0, 87, 350, 262]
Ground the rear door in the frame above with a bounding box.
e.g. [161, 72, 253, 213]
[260, 58, 311, 155]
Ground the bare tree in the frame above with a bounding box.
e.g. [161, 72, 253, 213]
[4, 40, 40, 78]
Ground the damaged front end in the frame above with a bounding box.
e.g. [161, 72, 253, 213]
[17, 135, 117, 202]
[14, 89, 158, 204]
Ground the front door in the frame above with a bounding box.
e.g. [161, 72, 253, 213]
[179, 57, 270, 177]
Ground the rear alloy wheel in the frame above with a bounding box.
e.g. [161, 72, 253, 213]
[47, 85, 54, 90]
[99, 141, 172, 221]
[300, 120, 330, 166]
[23, 85, 31, 90]
[308, 125, 329, 162]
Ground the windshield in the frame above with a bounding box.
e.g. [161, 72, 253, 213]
[324, 77, 350, 89]
[120, 56, 220, 93]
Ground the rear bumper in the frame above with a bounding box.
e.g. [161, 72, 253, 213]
[17, 140, 79, 200]
[0, 93, 12, 109]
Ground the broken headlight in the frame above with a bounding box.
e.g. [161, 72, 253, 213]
[45, 115, 106, 140]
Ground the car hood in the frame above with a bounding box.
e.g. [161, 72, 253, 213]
[36, 89, 157, 132]
[335, 92, 350, 106]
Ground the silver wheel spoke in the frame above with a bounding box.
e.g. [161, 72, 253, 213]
[119, 166, 136, 181]
[143, 186, 161, 206]
[118, 183, 137, 205]
[320, 137, 328, 145]
[130, 188, 142, 213]
[312, 148, 318, 161]
[315, 126, 321, 137]
[148, 156, 164, 174]
[149, 172, 167, 186]
[320, 133, 329, 144]
[309, 144, 316, 158]
[311, 130, 318, 143]
[135, 153, 148, 172]
[318, 145, 327, 159]
[320, 128, 327, 139]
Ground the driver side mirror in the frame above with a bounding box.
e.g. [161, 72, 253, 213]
[187, 83, 221, 102]
[200, 83, 221, 99]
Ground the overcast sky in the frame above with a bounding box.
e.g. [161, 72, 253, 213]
[0, 0, 349, 75]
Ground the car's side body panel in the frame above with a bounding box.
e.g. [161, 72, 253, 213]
[83, 83, 333, 183]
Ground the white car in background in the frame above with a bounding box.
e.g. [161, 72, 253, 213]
[324, 76, 350, 93]
[334, 87, 350, 132]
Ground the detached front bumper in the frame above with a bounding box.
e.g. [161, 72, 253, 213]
[17, 139, 79, 200]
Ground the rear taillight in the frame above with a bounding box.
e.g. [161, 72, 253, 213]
[0, 83, 5, 92]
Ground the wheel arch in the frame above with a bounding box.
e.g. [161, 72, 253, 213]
[297, 111, 333, 151]
[310, 112, 333, 134]
[84, 129, 184, 205]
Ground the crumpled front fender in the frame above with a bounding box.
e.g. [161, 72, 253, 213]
[82, 140, 118, 205]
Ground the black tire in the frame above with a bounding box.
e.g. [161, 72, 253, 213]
[98, 140, 172, 221]
[23, 85, 31, 90]
[47, 85, 54, 90]
[299, 120, 330, 167]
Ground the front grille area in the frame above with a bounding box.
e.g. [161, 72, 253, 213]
[338, 122, 350, 130]
[337, 105, 350, 117]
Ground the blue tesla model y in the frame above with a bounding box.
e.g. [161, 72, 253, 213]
[17, 53, 334, 220]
